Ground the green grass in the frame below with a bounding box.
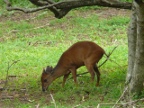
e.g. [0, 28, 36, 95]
[0, 7, 130, 107]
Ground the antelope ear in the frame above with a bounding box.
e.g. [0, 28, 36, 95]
[43, 66, 53, 74]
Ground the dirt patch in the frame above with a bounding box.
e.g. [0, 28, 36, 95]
[0, 75, 52, 107]
[72, 8, 131, 20]
[95, 8, 131, 19]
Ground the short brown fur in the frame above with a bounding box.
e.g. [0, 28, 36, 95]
[41, 41, 105, 91]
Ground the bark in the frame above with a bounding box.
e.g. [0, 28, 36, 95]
[127, 1, 144, 94]
[126, 3, 137, 85]
[4, 0, 132, 19]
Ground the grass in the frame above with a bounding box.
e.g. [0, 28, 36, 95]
[0, 6, 130, 108]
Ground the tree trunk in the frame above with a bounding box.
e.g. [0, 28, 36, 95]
[126, 3, 137, 86]
[127, 1, 144, 94]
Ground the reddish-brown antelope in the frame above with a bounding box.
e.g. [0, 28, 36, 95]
[41, 41, 105, 91]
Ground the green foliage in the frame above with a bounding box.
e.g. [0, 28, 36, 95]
[0, 8, 131, 107]
[133, 90, 144, 99]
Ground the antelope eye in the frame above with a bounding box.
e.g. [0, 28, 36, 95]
[44, 79, 47, 82]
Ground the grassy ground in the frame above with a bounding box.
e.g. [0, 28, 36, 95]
[0, 6, 130, 108]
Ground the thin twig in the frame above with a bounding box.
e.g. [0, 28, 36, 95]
[118, 98, 144, 107]
[97, 103, 120, 108]
[97, 98, 144, 108]
[3, 60, 20, 90]
[112, 86, 129, 108]
[50, 93, 57, 108]
[35, 104, 40, 108]
[111, 85, 144, 108]
[98, 46, 118, 68]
